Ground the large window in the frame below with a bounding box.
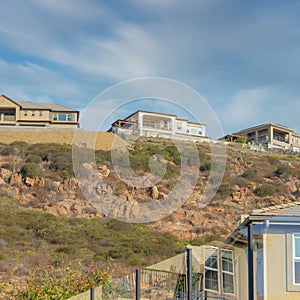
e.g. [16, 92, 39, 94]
[204, 247, 235, 295]
[204, 247, 219, 292]
[221, 249, 234, 294]
[294, 234, 300, 284]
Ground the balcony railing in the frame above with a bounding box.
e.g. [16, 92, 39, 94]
[3, 115, 16, 121]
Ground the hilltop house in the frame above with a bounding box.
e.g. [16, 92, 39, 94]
[108, 110, 207, 141]
[0, 94, 79, 128]
[223, 123, 300, 152]
[226, 202, 300, 300]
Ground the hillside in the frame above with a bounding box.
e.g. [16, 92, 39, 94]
[0, 138, 299, 298]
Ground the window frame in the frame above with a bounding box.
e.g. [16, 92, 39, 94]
[204, 246, 220, 293]
[221, 249, 235, 295]
[293, 233, 300, 285]
[287, 232, 300, 291]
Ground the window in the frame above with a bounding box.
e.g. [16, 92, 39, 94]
[221, 249, 234, 294]
[31, 111, 35, 116]
[39, 111, 43, 117]
[294, 234, 300, 284]
[204, 247, 219, 292]
[177, 122, 182, 130]
[143, 120, 156, 128]
[287, 233, 300, 291]
[58, 114, 67, 121]
[204, 247, 235, 295]
[24, 111, 28, 116]
[53, 113, 58, 121]
[67, 114, 72, 121]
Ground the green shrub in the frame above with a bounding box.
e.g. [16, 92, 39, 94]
[14, 262, 112, 299]
[218, 183, 233, 196]
[20, 163, 45, 179]
[242, 168, 258, 180]
[25, 155, 43, 164]
[1, 141, 29, 157]
[266, 156, 281, 166]
[254, 184, 276, 197]
[275, 163, 293, 178]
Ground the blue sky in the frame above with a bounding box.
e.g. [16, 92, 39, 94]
[0, 0, 300, 136]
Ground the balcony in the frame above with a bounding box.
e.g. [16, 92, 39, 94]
[3, 115, 16, 121]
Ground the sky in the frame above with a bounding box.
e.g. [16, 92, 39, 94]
[0, 0, 300, 137]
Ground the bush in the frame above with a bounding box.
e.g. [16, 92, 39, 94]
[20, 163, 45, 179]
[275, 163, 293, 178]
[242, 168, 258, 180]
[1, 141, 29, 157]
[218, 183, 233, 196]
[254, 184, 276, 197]
[25, 155, 43, 164]
[13, 262, 112, 299]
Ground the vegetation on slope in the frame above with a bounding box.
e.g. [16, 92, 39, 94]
[0, 139, 299, 298]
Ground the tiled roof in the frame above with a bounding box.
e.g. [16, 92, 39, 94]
[18, 101, 77, 112]
[250, 201, 300, 217]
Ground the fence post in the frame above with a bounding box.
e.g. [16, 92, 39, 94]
[136, 269, 140, 300]
[186, 246, 192, 300]
[90, 287, 94, 300]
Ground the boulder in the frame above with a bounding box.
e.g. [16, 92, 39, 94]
[25, 177, 35, 187]
[0, 168, 12, 180]
[10, 173, 22, 186]
[151, 186, 159, 200]
[98, 165, 110, 177]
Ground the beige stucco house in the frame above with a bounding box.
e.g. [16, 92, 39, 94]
[108, 110, 207, 141]
[0, 94, 79, 128]
[226, 202, 300, 300]
[225, 123, 300, 152]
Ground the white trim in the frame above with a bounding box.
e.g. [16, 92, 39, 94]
[221, 248, 235, 296]
[263, 233, 268, 299]
[293, 233, 300, 285]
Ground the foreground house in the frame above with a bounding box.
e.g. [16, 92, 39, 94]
[113, 244, 237, 299]
[117, 203, 300, 300]
[223, 123, 300, 152]
[0, 94, 79, 128]
[226, 202, 300, 300]
[108, 110, 207, 141]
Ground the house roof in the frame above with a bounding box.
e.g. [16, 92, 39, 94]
[0, 94, 21, 107]
[225, 202, 300, 246]
[232, 123, 295, 136]
[1, 94, 78, 112]
[18, 101, 78, 112]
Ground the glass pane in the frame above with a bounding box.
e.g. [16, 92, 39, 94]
[295, 261, 300, 284]
[222, 249, 233, 272]
[205, 270, 219, 292]
[223, 273, 234, 294]
[295, 237, 300, 258]
[59, 114, 67, 121]
[205, 254, 218, 269]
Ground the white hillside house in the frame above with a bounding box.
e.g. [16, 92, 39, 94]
[108, 110, 207, 141]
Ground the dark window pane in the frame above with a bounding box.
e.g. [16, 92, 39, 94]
[223, 273, 234, 294]
[205, 254, 218, 269]
[205, 270, 219, 292]
[59, 114, 66, 121]
[295, 261, 300, 284]
[295, 237, 300, 258]
[222, 250, 233, 272]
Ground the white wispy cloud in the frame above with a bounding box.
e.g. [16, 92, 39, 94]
[0, 0, 300, 133]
